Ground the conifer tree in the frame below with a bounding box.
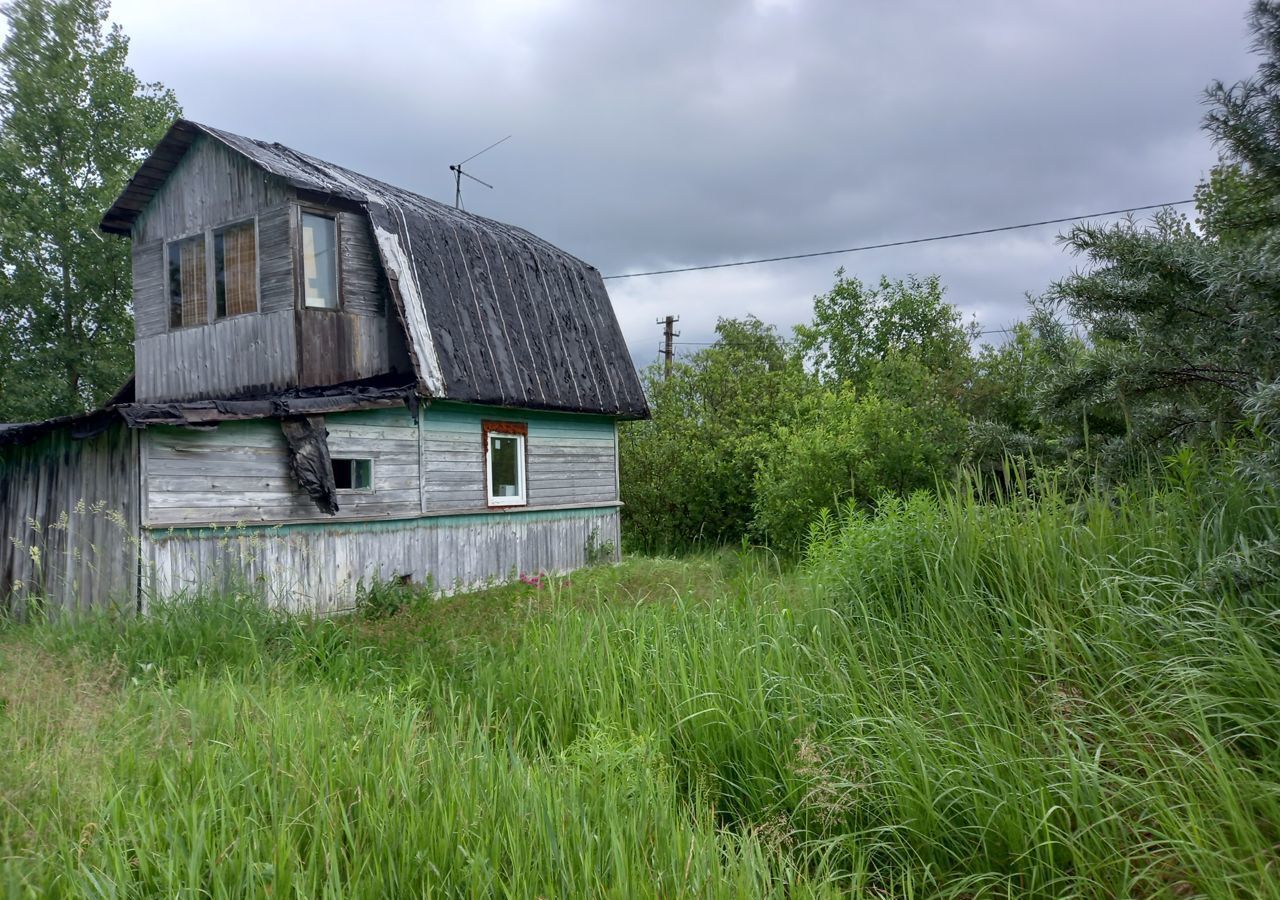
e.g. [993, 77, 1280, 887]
[1048, 1, 1280, 473]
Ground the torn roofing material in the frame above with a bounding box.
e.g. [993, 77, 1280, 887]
[116, 375, 420, 429]
[0, 376, 419, 447]
[101, 119, 651, 420]
[280, 416, 340, 516]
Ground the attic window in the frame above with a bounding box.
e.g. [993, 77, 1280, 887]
[301, 212, 338, 309]
[332, 457, 372, 491]
[483, 421, 527, 507]
[167, 234, 208, 328]
[214, 220, 257, 318]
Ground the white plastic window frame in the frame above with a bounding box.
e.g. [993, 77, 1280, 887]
[486, 430, 527, 507]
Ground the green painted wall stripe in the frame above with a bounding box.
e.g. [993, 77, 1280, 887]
[145, 505, 619, 541]
[426, 400, 615, 427]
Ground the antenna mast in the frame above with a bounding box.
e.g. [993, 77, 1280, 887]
[449, 134, 511, 209]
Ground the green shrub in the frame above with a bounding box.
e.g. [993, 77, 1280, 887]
[751, 383, 966, 550]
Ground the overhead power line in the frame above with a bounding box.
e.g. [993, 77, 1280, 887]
[602, 199, 1195, 280]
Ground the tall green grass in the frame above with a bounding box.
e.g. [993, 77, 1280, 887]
[0, 450, 1277, 897]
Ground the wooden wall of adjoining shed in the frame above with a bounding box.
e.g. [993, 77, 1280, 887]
[141, 506, 620, 614]
[420, 401, 619, 513]
[142, 407, 421, 527]
[0, 424, 139, 619]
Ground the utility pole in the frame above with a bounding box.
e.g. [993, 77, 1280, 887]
[657, 315, 680, 379]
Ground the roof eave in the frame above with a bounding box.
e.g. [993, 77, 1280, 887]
[99, 118, 203, 236]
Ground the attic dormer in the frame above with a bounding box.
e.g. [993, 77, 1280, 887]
[112, 129, 410, 403]
[104, 119, 650, 419]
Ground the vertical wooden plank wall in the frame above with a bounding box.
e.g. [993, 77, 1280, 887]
[142, 507, 621, 614]
[0, 424, 140, 620]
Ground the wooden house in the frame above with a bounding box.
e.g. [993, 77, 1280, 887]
[0, 119, 648, 616]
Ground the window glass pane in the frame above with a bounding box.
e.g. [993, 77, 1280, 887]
[353, 459, 372, 490]
[215, 221, 257, 318]
[302, 213, 337, 308]
[167, 234, 207, 328]
[490, 435, 522, 498]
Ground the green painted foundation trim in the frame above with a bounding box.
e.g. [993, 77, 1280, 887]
[144, 505, 619, 541]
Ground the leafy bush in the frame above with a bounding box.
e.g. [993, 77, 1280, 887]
[620, 317, 809, 553]
[752, 379, 966, 550]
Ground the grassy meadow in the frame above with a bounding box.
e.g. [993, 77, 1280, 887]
[1, 454, 1278, 898]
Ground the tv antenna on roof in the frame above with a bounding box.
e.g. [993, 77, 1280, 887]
[449, 134, 511, 209]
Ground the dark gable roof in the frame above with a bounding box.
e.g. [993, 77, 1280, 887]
[102, 119, 649, 420]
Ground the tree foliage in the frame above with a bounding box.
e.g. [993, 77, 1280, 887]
[1047, 1, 1280, 471]
[622, 274, 990, 554]
[0, 0, 178, 421]
[794, 270, 976, 391]
[752, 376, 967, 550]
[619, 317, 810, 553]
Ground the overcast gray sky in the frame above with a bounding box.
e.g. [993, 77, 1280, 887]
[108, 0, 1257, 367]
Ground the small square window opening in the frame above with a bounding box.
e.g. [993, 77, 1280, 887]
[332, 458, 372, 491]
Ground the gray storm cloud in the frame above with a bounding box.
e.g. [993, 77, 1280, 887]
[109, 0, 1255, 365]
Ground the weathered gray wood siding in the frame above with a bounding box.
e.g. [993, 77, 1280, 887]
[0, 424, 140, 619]
[142, 407, 420, 527]
[296, 210, 407, 387]
[131, 204, 294, 343]
[134, 135, 292, 246]
[132, 136, 295, 341]
[338, 210, 386, 317]
[141, 506, 620, 613]
[136, 309, 298, 401]
[130, 134, 407, 402]
[420, 401, 618, 513]
[131, 134, 301, 401]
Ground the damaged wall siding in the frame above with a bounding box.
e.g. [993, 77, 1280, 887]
[142, 407, 421, 526]
[0, 424, 139, 619]
[141, 506, 620, 613]
[144, 402, 619, 527]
